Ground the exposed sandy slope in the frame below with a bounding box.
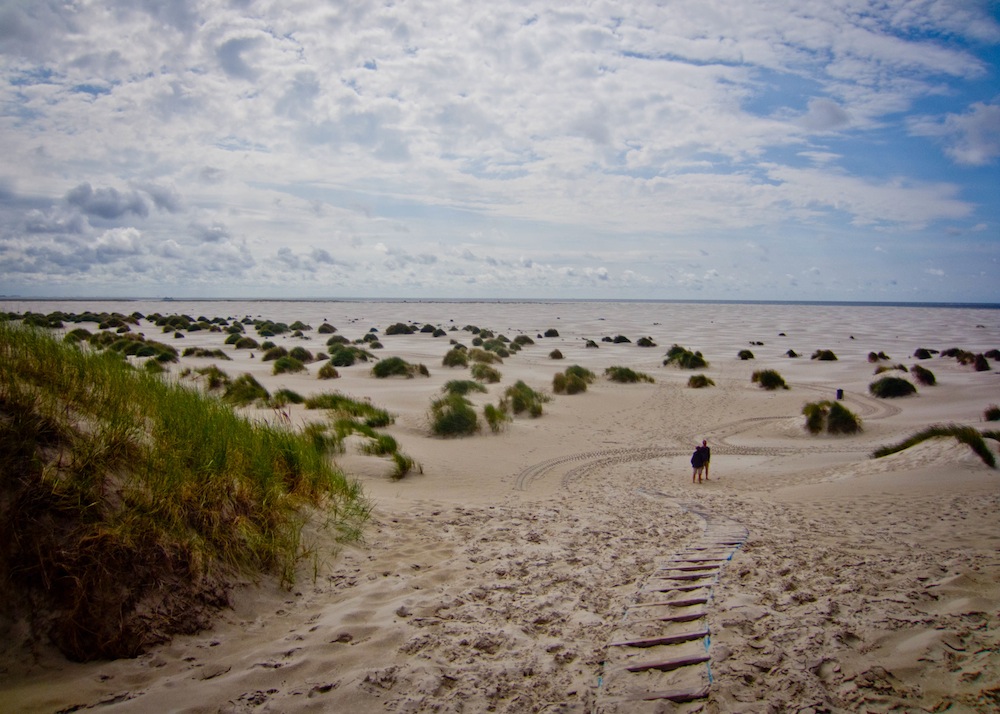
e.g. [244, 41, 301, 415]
[1, 300, 998, 712]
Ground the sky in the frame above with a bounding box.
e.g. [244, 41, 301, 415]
[1, 0, 998, 303]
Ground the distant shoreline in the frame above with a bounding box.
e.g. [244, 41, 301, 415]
[3, 296, 999, 310]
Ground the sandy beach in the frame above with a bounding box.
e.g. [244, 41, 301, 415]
[1, 299, 998, 713]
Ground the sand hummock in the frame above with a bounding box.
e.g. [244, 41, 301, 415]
[0, 299, 998, 713]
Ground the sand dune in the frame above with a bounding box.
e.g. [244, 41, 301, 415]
[1, 299, 998, 712]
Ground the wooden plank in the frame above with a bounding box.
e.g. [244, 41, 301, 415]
[651, 572, 715, 581]
[610, 628, 710, 648]
[624, 653, 710, 673]
[634, 596, 709, 607]
[628, 610, 706, 624]
[619, 686, 710, 703]
[661, 564, 720, 572]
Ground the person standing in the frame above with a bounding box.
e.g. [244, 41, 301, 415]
[701, 439, 711, 480]
[691, 444, 705, 482]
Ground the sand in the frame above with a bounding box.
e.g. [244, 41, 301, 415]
[0, 299, 998, 713]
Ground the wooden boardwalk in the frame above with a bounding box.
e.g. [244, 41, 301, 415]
[595, 499, 748, 712]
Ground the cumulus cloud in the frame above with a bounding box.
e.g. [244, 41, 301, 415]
[799, 98, 850, 131]
[66, 183, 148, 220]
[909, 101, 1000, 166]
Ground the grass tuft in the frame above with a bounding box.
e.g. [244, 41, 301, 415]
[687, 374, 715, 388]
[443, 380, 488, 396]
[605, 366, 655, 383]
[869, 376, 917, 398]
[872, 424, 995, 468]
[371, 356, 429, 378]
[429, 393, 479, 437]
[664, 344, 708, 369]
[502, 380, 549, 417]
[802, 400, 862, 435]
[910, 364, 936, 386]
[471, 363, 501, 383]
[751, 369, 788, 390]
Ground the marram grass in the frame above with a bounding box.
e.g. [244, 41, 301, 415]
[872, 424, 995, 468]
[0, 321, 370, 660]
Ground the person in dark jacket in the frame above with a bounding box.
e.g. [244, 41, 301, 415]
[700, 440, 711, 479]
[691, 444, 705, 482]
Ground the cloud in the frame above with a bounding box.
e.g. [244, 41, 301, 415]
[799, 99, 850, 131]
[909, 101, 1000, 166]
[0, 0, 996, 302]
[95, 227, 143, 258]
[66, 183, 148, 220]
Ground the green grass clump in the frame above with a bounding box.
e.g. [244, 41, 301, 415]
[688, 374, 715, 388]
[913, 348, 934, 359]
[385, 322, 414, 335]
[872, 425, 995, 468]
[0, 322, 369, 661]
[468, 347, 502, 364]
[328, 344, 374, 366]
[273, 356, 306, 375]
[869, 376, 917, 398]
[471, 363, 501, 383]
[827, 402, 862, 434]
[372, 356, 428, 378]
[751, 369, 788, 390]
[636, 337, 656, 347]
[513, 335, 534, 346]
[270, 388, 305, 407]
[984, 405, 1000, 421]
[443, 380, 488, 396]
[234, 336, 259, 350]
[65, 327, 93, 343]
[811, 349, 838, 361]
[664, 344, 707, 369]
[223, 373, 270, 406]
[304, 393, 394, 428]
[194, 365, 231, 391]
[786, 349, 799, 358]
[483, 403, 511, 433]
[262, 346, 288, 361]
[549, 349, 564, 360]
[318, 362, 340, 379]
[802, 400, 862, 435]
[910, 364, 936, 386]
[429, 393, 479, 437]
[553, 365, 596, 394]
[442, 348, 469, 368]
[502, 381, 549, 417]
[289, 346, 314, 363]
[605, 366, 655, 384]
[544, 328, 559, 337]
[738, 349, 755, 360]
